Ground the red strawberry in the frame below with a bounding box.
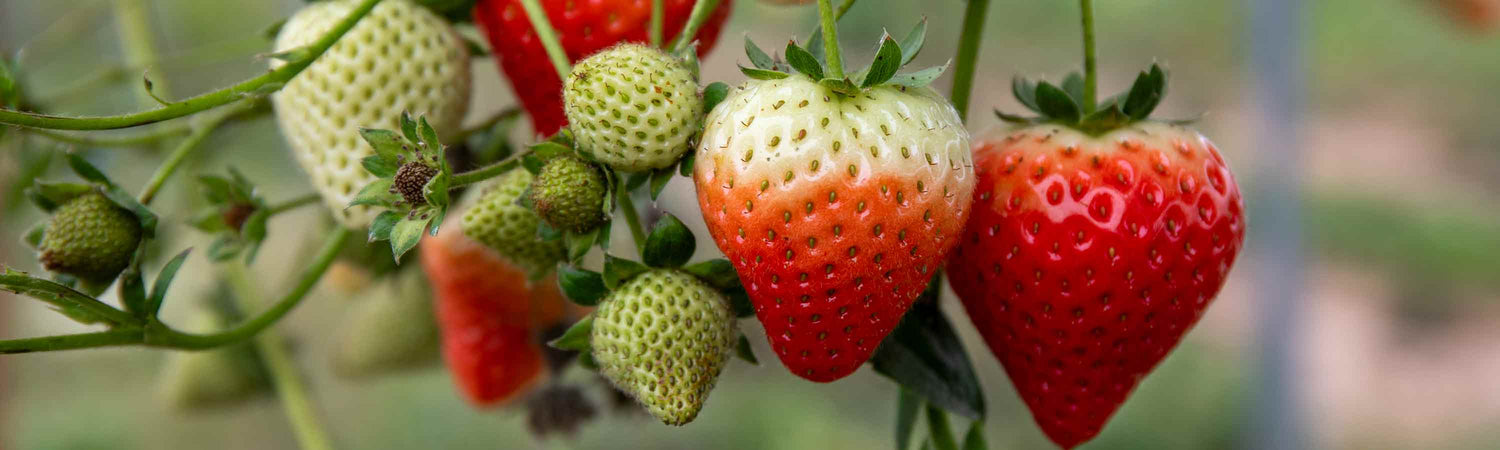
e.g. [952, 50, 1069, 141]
[1432, 0, 1500, 32]
[421, 218, 575, 407]
[472, 0, 733, 136]
[948, 63, 1246, 447]
[693, 33, 974, 382]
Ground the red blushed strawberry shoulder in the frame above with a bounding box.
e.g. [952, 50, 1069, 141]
[947, 123, 1244, 448]
[697, 166, 970, 382]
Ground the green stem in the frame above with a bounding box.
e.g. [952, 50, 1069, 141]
[26, 124, 193, 148]
[834, 0, 856, 19]
[650, 0, 666, 48]
[615, 183, 648, 255]
[144, 228, 351, 349]
[1079, 0, 1098, 114]
[447, 106, 520, 145]
[0, 328, 144, 354]
[450, 152, 524, 188]
[267, 194, 322, 215]
[816, 0, 844, 79]
[224, 262, 335, 450]
[517, 0, 571, 83]
[0, 273, 143, 327]
[948, 0, 991, 124]
[114, 0, 172, 104]
[137, 100, 258, 205]
[0, 0, 384, 131]
[669, 0, 725, 53]
[926, 405, 959, 450]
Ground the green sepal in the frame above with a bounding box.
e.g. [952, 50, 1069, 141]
[360, 155, 397, 179]
[577, 349, 600, 370]
[648, 165, 674, 201]
[702, 82, 730, 116]
[740, 66, 789, 81]
[818, 78, 860, 97]
[887, 62, 948, 89]
[565, 227, 596, 263]
[348, 178, 398, 209]
[358, 128, 405, 165]
[1002, 62, 1175, 135]
[855, 35, 902, 88]
[681, 258, 739, 290]
[118, 247, 148, 317]
[65, 153, 111, 185]
[262, 17, 288, 40]
[595, 220, 613, 251]
[724, 285, 754, 318]
[548, 315, 593, 352]
[734, 335, 759, 365]
[536, 221, 563, 242]
[896, 388, 922, 450]
[678, 151, 697, 178]
[1061, 71, 1086, 103]
[417, 116, 442, 150]
[674, 41, 701, 80]
[961, 421, 987, 450]
[241, 209, 270, 262]
[144, 248, 191, 316]
[388, 212, 430, 263]
[100, 185, 158, 239]
[1123, 63, 1168, 120]
[557, 265, 607, 306]
[368, 210, 400, 243]
[641, 213, 695, 268]
[745, 36, 776, 70]
[21, 221, 45, 250]
[1033, 81, 1080, 123]
[1012, 77, 1041, 113]
[602, 254, 649, 290]
[784, 41, 825, 81]
[899, 19, 928, 66]
[624, 171, 650, 192]
[27, 181, 91, 212]
[207, 237, 242, 261]
[399, 112, 421, 145]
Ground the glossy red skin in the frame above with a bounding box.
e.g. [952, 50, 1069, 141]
[421, 224, 572, 407]
[472, 0, 733, 136]
[947, 124, 1245, 449]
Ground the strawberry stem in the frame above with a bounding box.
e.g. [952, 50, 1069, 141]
[1080, 0, 1098, 114]
[518, 0, 572, 83]
[616, 183, 649, 255]
[138, 99, 258, 205]
[650, 0, 665, 48]
[669, 0, 725, 53]
[817, 0, 845, 79]
[949, 0, 991, 123]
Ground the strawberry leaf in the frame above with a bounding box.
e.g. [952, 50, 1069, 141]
[145, 249, 191, 316]
[641, 213, 695, 268]
[899, 19, 928, 66]
[745, 36, 776, 70]
[1033, 81, 1080, 123]
[558, 265, 607, 306]
[870, 275, 987, 420]
[858, 35, 903, 88]
[602, 254, 649, 290]
[784, 41, 824, 81]
[740, 66, 790, 81]
[548, 316, 593, 352]
[735, 335, 759, 365]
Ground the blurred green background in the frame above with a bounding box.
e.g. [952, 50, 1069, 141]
[2, 0, 1499, 449]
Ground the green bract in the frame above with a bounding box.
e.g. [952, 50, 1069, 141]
[997, 63, 1172, 135]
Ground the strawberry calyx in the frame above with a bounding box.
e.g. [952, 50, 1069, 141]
[997, 63, 1171, 135]
[352, 112, 455, 262]
[738, 19, 946, 96]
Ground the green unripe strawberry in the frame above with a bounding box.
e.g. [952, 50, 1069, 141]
[590, 269, 736, 425]
[331, 269, 439, 378]
[38, 191, 142, 285]
[461, 169, 566, 275]
[564, 43, 701, 172]
[530, 155, 608, 233]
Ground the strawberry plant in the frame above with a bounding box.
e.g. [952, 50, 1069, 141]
[0, 0, 1246, 448]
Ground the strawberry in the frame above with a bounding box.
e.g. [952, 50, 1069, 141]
[471, 0, 733, 136]
[947, 62, 1246, 446]
[1432, 0, 1500, 31]
[330, 268, 440, 378]
[422, 212, 575, 407]
[693, 31, 974, 382]
[591, 269, 737, 425]
[564, 43, 702, 172]
[530, 154, 609, 232]
[460, 169, 566, 276]
[156, 306, 269, 410]
[271, 0, 471, 228]
[38, 190, 143, 286]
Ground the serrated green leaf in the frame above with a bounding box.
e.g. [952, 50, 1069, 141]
[649, 166, 673, 201]
[682, 259, 738, 290]
[369, 211, 400, 242]
[899, 19, 927, 66]
[1012, 77, 1041, 113]
[602, 255, 649, 290]
[897, 388, 922, 450]
[389, 215, 428, 262]
[745, 36, 775, 70]
[549, 316, 593, 351]
[566, 228, 596, 263]
[740, 66, 790, 80]
[358, 128, 405, 164]
[558, 266, 607, 306]
[819, 77, 860, 97]
[1061, 71, 1085, 103]
[145, 249, 190, 315]
[887, 62, 948, 89]
[65, 154, 111, 185]
[735, 335, 758, 365]
[1034, 81, 1081, 123]
[859, 35, 904, 88]
[400, 112, 420, 144]
[784, 41, 825, 80]
[348, 178, 397, 208]
[870, 274, 987, 421]
[641, 213, 694, 268]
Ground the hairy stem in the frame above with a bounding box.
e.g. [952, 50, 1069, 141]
[137, 100, 259, 205]
[669, 0, 725, 53]
[517, 0, 571, 83]
[0, 328, 144, 354]
[224, 262, 335, 450]
[650, 0, 666, 48]
[0, 0, 385, 130]
[949, 0, 991, 123]
[616, 183, 648, 255]
[1079, 0, 1098, 114]
[816, 0, 844, 79]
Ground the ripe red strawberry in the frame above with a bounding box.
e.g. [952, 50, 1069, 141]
[693, 32, 974, 382]
[948, 63, 1246, 448]
[1432, 0, 1499, 31]
[472, 0, 733, 136]
[421, 215, 575, 407]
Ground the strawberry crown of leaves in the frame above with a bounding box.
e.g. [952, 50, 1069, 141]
[353, 112, 454, 262]
[738, 19, 947, 96]
[189, 167, 273, 263]
[997, 63, 1171, 135]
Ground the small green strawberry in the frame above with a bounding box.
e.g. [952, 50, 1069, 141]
[563, 43, 701, 172]
[530, 154, 608, 233]
[461, 169, 566, 276]
[590, 269, 737, 425]
[38, 191, 143, 285]
[331, 268, 440, 378]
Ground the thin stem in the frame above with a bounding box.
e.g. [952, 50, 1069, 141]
[0, 0, 385, 131]
[925, 405, 959, 450]
[669, 0, 725, 53]
[834, 0, 857, 19]
[266, 194, 322, 216]
[948, 0, 991, 124]
[26, 124, 193, 148]
[616, 183, 648, 255]
[224, 263, 335, 450]
[816, 0, 844, 79]
[650, 0, 666, 48]
[517, 0, 571, 83]
[1079, 0, 1098, 114]
[0, 328, 144, 354]
[0, 273, 144, 327]
[114, 0, 172, 104]
[137, 100, 258, 205]
[450, 152, 524, 188]
[144, 228, 351, 349]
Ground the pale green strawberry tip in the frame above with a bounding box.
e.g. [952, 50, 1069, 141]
[531, 155, 609, 233]
[460, 169, 565, 274]
[38, 191, 142, 284]
[564, 43, 702, 173]
[590, 269, 737, 425]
